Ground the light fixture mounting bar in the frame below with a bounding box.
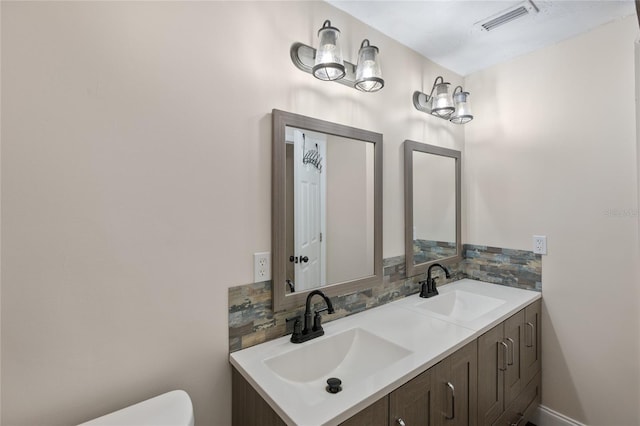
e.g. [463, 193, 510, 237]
[290, 42, 358, 89]
[412, 90, 434, 115]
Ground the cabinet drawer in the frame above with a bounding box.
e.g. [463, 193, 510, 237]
[492, 372, 541, 426]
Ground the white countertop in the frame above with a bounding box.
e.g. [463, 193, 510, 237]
[229, 279, 541, 426]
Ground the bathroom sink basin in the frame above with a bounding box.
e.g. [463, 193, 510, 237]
[264, 327, 411, 384]
[415, 290, 506, 322]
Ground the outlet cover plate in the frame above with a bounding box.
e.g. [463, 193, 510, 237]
[254, 252, 271, 282]
[533, 235, 547, 255]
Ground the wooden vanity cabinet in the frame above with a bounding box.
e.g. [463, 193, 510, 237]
[231, 368, 285, 426]
[522, 300, 541, 385]
[388, 368, 433, 425]
[386, 340, 477, 426]
[432, 340, 477, 426]
[340, 396, 389, 426]
[492, 372, 541, 426]
[477, 300, 542, 426]
[477, 323, 505, 425]
[232, 299, 541, 426]
[504, 311, 525, 408]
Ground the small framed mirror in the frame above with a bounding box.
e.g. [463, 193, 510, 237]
[404, 140, 461, 277]
[272, 110, 383, 311]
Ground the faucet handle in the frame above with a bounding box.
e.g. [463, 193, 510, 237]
[286, 316, 302, 336]
[428, 276, 438, 291]
[313, 308, 330, 332]
[419, 279, 429, 298]
[430, 277, 440, 296]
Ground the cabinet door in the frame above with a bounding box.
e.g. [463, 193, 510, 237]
[522, 300, 541, 385]
[340, 396, 389, 426]
[477, 323, 505, 426]
[504, 310, 524, 407]
[492, 371, 541, 426]
[232, 368, 286, 426]
[390, 369, 433, 426]
[433, 340, 478, 426]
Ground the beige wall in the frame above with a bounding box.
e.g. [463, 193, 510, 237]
[465, 15, 640, 425]
[0, 2, 463, 425]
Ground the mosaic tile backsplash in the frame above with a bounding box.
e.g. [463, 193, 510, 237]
[463, 245, 542, 291]
[413, 239, 457, 264]
[228, 244, 541, 352]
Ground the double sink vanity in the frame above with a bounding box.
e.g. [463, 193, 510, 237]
[230, 110, 542, 425]
[231, 279, 541, 426]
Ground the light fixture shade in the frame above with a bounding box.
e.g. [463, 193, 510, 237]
[312, 20, 346, 81]
[450, 88, 473, 124]
[355, 39, 384, 92]
[431, 80, 455, 117]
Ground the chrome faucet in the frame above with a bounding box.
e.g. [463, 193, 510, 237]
[419, 263, 451, 298]
[287, 290, 335, 343]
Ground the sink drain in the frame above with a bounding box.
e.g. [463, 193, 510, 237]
[326, 377, 342, 394]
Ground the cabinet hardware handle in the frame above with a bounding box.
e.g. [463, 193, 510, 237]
[525, 322, 535, 348]
[510, 413, 525, 426]
[445, 382, 456, 420]
[499, 341, 509, 371]
[505, 337, 515, 366]
[396, 418, 406, 426]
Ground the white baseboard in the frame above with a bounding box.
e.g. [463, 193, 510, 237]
[532, 405, 586, 426]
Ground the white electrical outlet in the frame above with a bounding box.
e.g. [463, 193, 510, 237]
[532, 235, 547, 255]
[254, 252, 271, 282]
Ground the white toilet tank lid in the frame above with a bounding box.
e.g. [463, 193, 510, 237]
[79, 390, 194, 426]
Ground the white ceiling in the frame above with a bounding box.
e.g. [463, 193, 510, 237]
[326, 0, 636, 75]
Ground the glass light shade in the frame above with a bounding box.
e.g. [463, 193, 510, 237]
[355, 39, 384, 92]
[312, 20, 346, 81]
[431, 81, 454, 117]
[450, 90, 473, 124]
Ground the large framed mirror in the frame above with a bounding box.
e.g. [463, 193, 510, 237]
[404, 140, 461, 278]
[272, 110, 383, 311]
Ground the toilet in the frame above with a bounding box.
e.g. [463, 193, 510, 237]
[79, 390, 194, 426]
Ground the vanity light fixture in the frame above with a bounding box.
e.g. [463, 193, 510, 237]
[354, 39, 384, 92]
[449, 87, 473, 124]
[413, 76, 474, 124]
[290, 20, 384, 92]
[312, 20, 346, 81]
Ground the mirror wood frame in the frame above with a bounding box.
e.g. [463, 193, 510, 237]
[404, 140, 462, 278]
[271, 109, 383, 312]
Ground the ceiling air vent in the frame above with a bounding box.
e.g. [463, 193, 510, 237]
[476, 0, 539, 31]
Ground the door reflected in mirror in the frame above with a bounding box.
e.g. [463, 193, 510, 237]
[412, 152, 456, 265]
[285, 126, 375, 293]
[404, 140, 461, 277]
